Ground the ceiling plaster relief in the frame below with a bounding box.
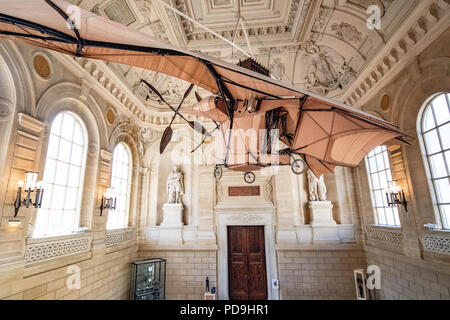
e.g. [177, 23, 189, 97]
[64, 0, 446, 125]
[331, 22, 362, 44]
[112, 118, 161, 156]
[299, 41, 356, 95]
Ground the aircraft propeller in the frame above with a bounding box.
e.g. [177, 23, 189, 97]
[140, 80, 212, 154]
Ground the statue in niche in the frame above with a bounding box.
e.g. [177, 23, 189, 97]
[166, 166, 184, 204]
[307, 169, 327, 201]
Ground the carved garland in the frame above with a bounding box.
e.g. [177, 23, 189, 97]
[25, 236, 92, 264]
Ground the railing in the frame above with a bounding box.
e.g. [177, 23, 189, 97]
[25, 234, 91, 264]
[422, 230, 450, 255]
[365, 225, 404, 246]
[105, 227, 136, 247]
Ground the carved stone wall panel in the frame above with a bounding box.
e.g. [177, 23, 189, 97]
[423, 233, 450, 256]
[105, 228, 136, 247]
[25, 236, 92, 264]
[366, 225, 404, 246]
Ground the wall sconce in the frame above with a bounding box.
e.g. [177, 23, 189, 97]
[13, 172, 44, 217]
[385, 181, 408, 212]
[100, 187, 116, 216]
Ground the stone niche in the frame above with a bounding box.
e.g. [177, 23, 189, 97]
[156, 151, 192, 226]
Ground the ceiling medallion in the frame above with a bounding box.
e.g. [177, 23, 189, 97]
[380, 93, 390, 111]
[33, 54, 51, 79]
[106, 109, 116, 125]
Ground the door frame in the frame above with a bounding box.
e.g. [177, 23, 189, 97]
[216, 205, 279, 300]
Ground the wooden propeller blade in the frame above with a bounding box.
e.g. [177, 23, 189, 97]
[179, 83, 195, 108]
[160, 126, 173, 154]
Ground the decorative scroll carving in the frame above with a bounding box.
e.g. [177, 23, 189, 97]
[312, 7, 332, 32]
[151, 21, 169, 41]
[105, 228, 136, 247]
[0, 99, 12, 121]
[113, 120, 158, 155]
[423, 233, 450, 255]
[216, 181, 224, 204]
[25, 236, 91, 264]
[366, 226, 404, 246]
[263, 177, 274, 203]
[135, 0, 153, 23]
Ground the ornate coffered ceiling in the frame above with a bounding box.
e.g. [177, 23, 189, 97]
[167, 0, 315, 47]
[65, 0, 447, 119]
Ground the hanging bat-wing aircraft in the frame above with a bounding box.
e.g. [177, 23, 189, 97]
[0, 0, 411, 181]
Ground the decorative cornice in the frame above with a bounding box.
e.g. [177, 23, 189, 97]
[17, 113, 45, 135]
[342, 0, 450, 108]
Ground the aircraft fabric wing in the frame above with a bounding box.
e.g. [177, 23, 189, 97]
[0, 0, 307, 100]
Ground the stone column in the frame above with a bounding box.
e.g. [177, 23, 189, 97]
[91, 149, 112, 254]
[137, 167, 149, 234]
[148, 164, 158, 226]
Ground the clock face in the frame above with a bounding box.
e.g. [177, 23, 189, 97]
[148, 266, 153, 272]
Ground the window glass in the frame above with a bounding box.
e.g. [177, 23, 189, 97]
[106, 143, 132, 230]
[365, 146, 400, 227]
[419, 93, 450, 229]
[34, 112, 87, 237]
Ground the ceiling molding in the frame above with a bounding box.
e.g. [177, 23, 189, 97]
[342, 0, 450, 108]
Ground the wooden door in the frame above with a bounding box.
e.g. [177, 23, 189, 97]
[228, 226, 267, 300]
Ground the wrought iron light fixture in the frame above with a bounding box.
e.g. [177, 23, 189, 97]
[100, 187, 116, 216]
[13, 172, 44, 217]
[385, 181, 408, 212]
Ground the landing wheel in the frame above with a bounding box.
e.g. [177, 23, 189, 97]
[244, 172, 256, 184]
[214, 165, 222, 180]
[291, 158, 306, 175]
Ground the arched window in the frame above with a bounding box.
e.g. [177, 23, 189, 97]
[107, 143, 132, 230]
[34, 112, 88, 237]
[365, 146, 401, 226]
[418, 93, 450, 229]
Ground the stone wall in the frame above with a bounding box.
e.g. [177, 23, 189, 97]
[366, 246, 450, 300]
[139, 250, 217, 300]
[353, 27, 450, 301]
[0, 246, 137, 300]
[277, 248, 367, 300]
